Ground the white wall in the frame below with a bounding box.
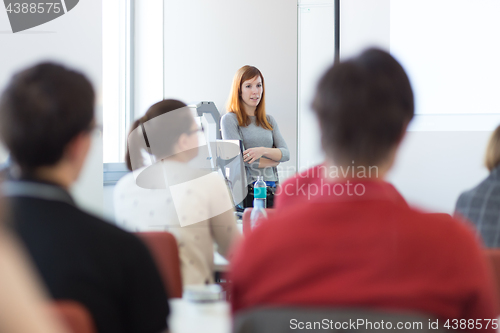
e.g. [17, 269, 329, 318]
[0, 0, 103, 216]
[340, 0, 492, 214]
[340, 0, 390, 59]
[163, 0, 297, 179]
[298, 0, 334, 170]
[388, 131, 490, 213]
[134, 0, 164, 118]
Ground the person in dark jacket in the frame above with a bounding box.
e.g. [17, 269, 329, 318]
[0, 62, 169, 333]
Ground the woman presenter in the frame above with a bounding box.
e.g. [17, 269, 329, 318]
[221, 65, 289, 208]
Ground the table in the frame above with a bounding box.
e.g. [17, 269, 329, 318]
[168, 298, 231, 333]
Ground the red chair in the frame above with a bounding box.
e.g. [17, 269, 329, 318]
[135, 231, 183, 298]
[484, 248, 500, 309]
[50, 301, 96, 333]
[242, 208, 276, 236]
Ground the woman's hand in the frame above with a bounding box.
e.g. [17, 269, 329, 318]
[243, 147, 267, 164]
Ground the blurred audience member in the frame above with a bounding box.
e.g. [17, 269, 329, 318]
[0, 227, 68, 333]
[230, 49, 498, 328]
[0, 63, 169, 333]
[455, 125, 500, 247]
[115, 99, 241, 286]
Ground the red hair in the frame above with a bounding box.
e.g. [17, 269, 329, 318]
[226, 65, 273, 130]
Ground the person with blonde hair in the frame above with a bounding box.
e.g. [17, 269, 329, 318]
[221, 65, 289, 208]
[455, 125, 500, 247]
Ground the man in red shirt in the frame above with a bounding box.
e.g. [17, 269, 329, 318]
[230, 48, 499, 330]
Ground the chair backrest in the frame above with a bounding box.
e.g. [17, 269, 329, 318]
[242, 208, 276, 236]
[135, 231, 183, 298]
[484, 248, 500, 309]
[234, 307, 451, 333]
[51, 301, 96, 333]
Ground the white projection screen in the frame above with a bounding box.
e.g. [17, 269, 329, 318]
[390, 0, 500, 131]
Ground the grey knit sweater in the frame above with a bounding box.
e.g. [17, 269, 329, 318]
[220, 112, 289, 184]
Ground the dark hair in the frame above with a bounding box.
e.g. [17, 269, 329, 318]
[0, 63, 94, 171]
[312, 48, 414, 167]
[125, 99, 193, 171]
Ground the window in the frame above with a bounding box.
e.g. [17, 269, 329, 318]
[102, 0, 132, 164]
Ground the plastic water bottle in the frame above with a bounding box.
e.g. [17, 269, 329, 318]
[250, 196, 268, 229]
[253, 176, 267, 208]
[251, 176, 268, 229]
